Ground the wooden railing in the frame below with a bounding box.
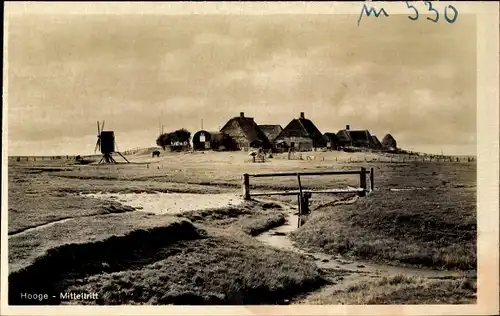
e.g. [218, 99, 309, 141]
[242, 168, 374, 200]
[241, 168, 374, 227]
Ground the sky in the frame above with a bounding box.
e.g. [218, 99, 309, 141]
[6, 14, 477, 156]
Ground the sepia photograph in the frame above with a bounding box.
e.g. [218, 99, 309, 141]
[2, 1, 499, 315]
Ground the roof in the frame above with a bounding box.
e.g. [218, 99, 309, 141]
[194, 130, 218, 136]
[220, 116, 270, 145]
[336, 130, 352, 142]
[202, 131, 222, 136]
[207, 131, 227, 142]
[258, 125, 283, 142]
[210, 132, 231, 143]
[194, 130, 231, 142]
[324, 132, 339, 143]
[276, 118, 325, 146]
[381, 134, 397, 149]
[336, 129, 374, 144]
[299, 118, 324, 142]
[347, 130, 373, 143]
[371, 135, 382, 147]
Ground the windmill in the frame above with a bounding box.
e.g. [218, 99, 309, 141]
[94, 121, 130, 164]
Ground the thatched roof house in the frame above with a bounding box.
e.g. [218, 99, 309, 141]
[336, 125, 374, 148]
[381, 134, 397, 152]
[371, 135, 383, 148]
[348, 131, 374, 147]
[323, 132, 340, 150]
[336, 129, 352, 147]
[258, 125, 283, 143]
[274, 112, 326, 151]
[192, 130, 238, 151]
[220, 112, 271, 149]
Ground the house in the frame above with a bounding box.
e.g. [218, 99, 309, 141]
[192, 130, 238, 151]
[258, 125, 283, 143]
[371, 135, 383, 149]
[381, 134, 397, 152]
[336, 125, 375, 148]
[220, 112, 271, 150]
[323, 132, 340, 150]
[336, 129, 352, 148]
[274, 112, 326, 151]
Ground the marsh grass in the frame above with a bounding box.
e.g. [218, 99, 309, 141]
[291, 188, 476, 270]
[9, 212, 183, 272]
[62, 235, 326, 305]
[314, 274, 477, 304]
[178, 200, 286, 236]
[9, 218, 203, 305]
[9, 199, 317, 306]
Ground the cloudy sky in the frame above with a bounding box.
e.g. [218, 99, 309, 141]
[7, 13, 476, 155]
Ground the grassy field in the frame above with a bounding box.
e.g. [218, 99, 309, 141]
[301, 274, 476, 304]
[8, 201, 324, 305]
[9, 212, 191, 273]
[292, 187, 476, 270]
[7, 150, 476, 304]
[62, 234, 325, 305]
[177, 200, 287, 236]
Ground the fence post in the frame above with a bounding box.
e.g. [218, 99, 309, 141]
[370, 167, 374, 192]
[242, 174, 251, 200]
[297, 173, 303, 228]
[359, 167, 366, 197]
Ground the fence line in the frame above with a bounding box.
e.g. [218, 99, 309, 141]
[242, 168, 374, 227]
[248, 170, 370, 178]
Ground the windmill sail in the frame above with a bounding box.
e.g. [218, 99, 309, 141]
[95, 121, 101, 153]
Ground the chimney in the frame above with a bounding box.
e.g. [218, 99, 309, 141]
[240, 112, 244, 118]
[300, 112, 305, 119]
[346, 125, 350, 130]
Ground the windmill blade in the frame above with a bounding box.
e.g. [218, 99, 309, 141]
[94, 139, 100, 153]
[97, 121, 100, 135]
[101, 121, 105, 132]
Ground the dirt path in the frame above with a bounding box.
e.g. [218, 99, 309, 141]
[9, 218, 75, 236]
[84, 192, 243, 215]
[10, 192, 241, 237]
[253, 198, 464, 303]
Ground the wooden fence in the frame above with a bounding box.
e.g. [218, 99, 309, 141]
[241, 168, 374, 227]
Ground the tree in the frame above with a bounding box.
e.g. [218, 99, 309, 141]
[173, 128, 191, 145]
[156, 133, 169, 150]
[156, 128, 192, 150]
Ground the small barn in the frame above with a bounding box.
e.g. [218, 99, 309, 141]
[381, 134, 397, 152]
[258, 125, 283, 143]
[220, 112, 271, 150]
[274, 112, 326, 151]
[323, 132, 340, 150]
[192, 130, 238, 151]
[371, 135, 383, 149]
